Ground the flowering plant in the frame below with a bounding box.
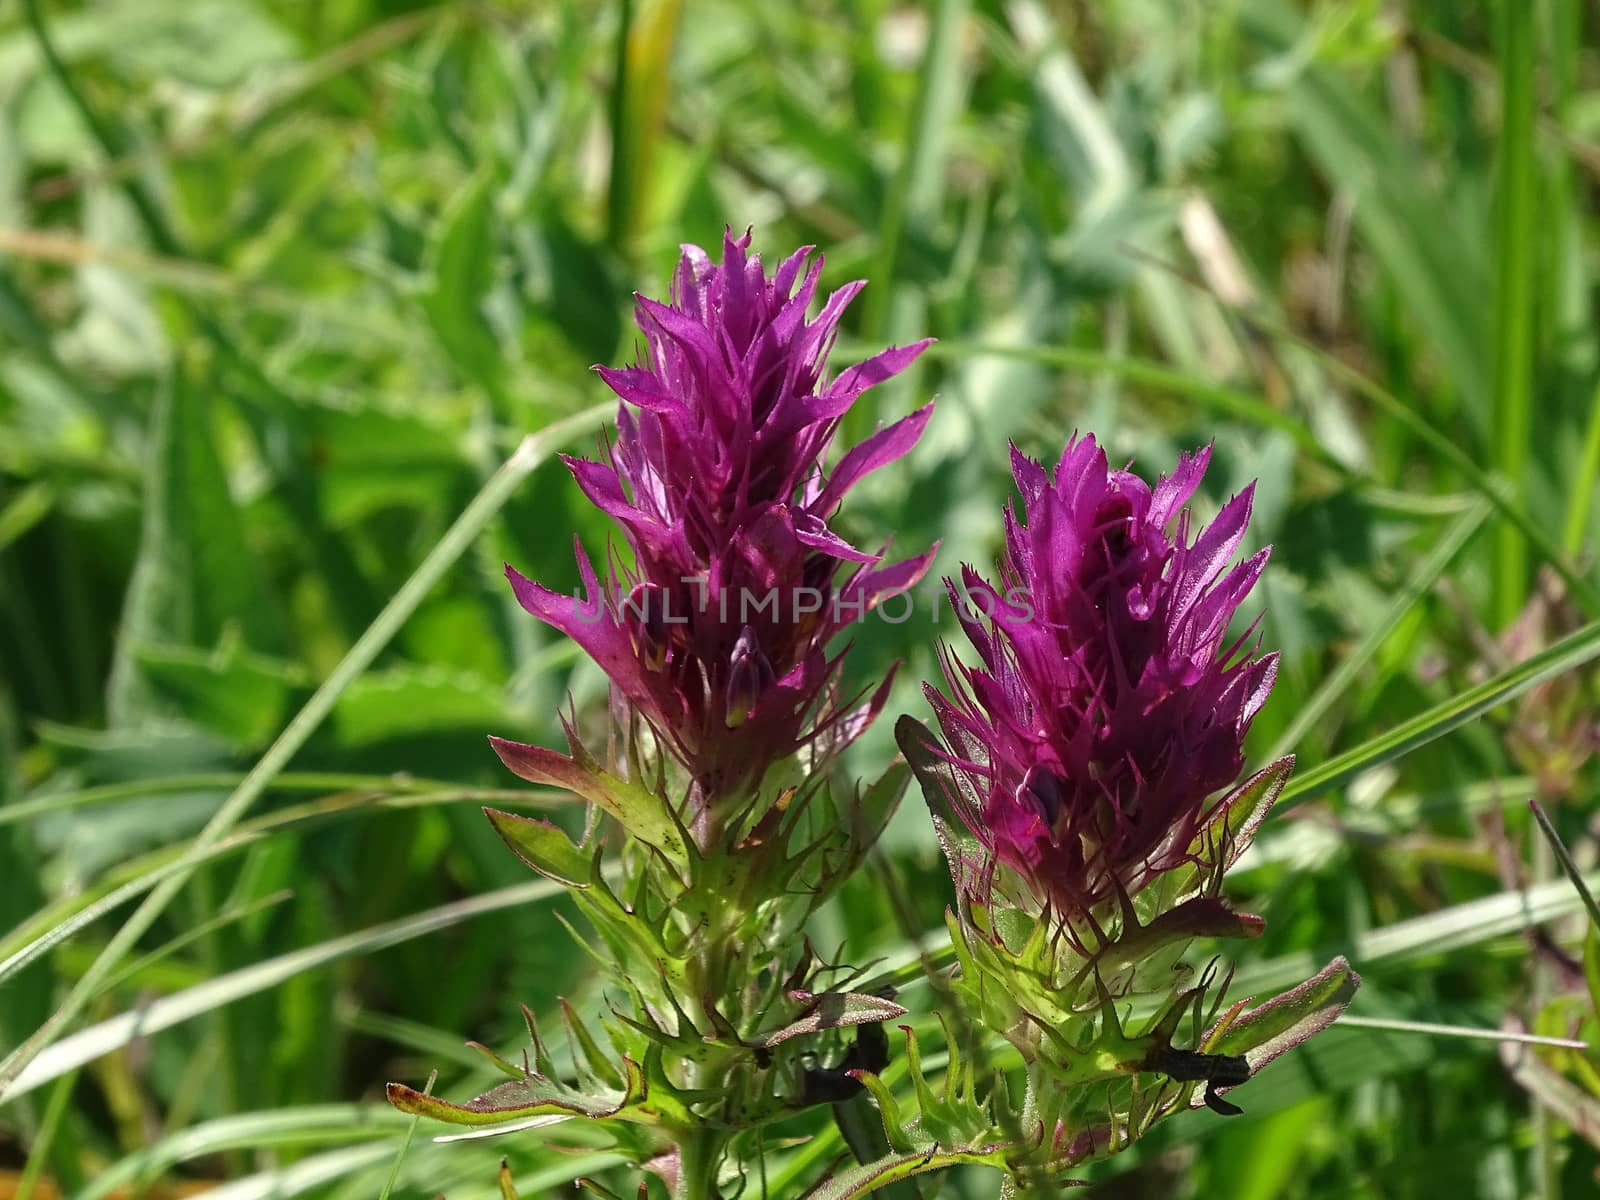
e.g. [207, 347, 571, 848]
[387, 234, 1355, 1198]
[887, 438, 1355, 1187]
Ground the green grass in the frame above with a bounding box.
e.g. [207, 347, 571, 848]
[2, 1, 1600, 1197]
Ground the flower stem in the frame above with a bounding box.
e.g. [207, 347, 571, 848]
[676, 1125, 723, 1200]
[999, 1067, 1049, 1199]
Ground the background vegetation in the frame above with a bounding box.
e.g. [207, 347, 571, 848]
[3, 0, 1600, 1196]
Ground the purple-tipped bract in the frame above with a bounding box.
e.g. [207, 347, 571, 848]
[504, 231, 935, 815]
[918, 435, 1277, 915]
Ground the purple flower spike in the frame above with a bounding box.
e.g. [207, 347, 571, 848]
[920, 435, 1277, 916]
[507, 231, 935, 822]
[587, 230, 933, 571]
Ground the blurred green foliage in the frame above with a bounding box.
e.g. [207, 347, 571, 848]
[2, 0, 1600, 1196]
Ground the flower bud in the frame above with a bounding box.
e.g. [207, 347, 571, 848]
[724, 626, 775, 729]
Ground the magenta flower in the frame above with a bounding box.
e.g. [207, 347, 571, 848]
[501, 232, 935, 824]
[907, 436, 1276, 916]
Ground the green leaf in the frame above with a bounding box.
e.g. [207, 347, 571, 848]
[895, 714, 987, 895]
[108, 373, 286, 727]
[490, 735, 690, 870]
[1148, 755, 1295, 918]
[331, 666, 522, 748]
[1281, 618, 1600, 810]
[386, 1052, 646, 1127]
[1204, 957, 1361, 1085]
[485, 807, 589, 887]
[422, 169, 506, 399]
[851, 759, 910, 863]
[755, 991, 910, 1048]
[134, 638, 303, 749]
[306, 404, 467, 529]
[798, 1144, 1013, 1200]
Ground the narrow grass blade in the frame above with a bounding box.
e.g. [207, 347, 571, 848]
[0, 404, 609, 1094]
[0, 829, 267, 988]
[1529, 798, 1600, 931]
[0, 784, 554, 977]
[1334, 1015, 1585, 1051]
[342, 1009, 491, 1071]
[606, 0, 682, 250]
[1490, 0, 1537, 628]
[924, 340, 1340, 468]
[100, 889, 294, 996]
[1279, 617, 1600, 810]
[866, 0, 968, 337]
[1265, 496, 1493, 761]
[379, 1070, 436, 1200]
[1237, 870, 1600, 999]
[0, 879, 561, 1105]
[12, 1068, 75, 1200]
[179, 1142, 399, 1200]
[0, 770, 530, 828]
[76, 1105, 414, 1200]
[1562, 377, 1600, 556]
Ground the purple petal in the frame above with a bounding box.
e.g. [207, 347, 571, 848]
[815, 402, 935, 515]
[505, 555, 648, 704]
[771, 244, 817, 298]
[489, 735, 595, 795]
[594, 365, 682, 414]
[810, 338, 933, 419]
[1177, 485, 1255, 607]
[798, 281, 867, 367]
[635, 294, 722, 365]
[563, 456, 634, 525]
[1150, 442, 1213, 528]
[834, 543, 940, 622]
[1009, 442, 1050, 503]
[792, 511, 878, 563]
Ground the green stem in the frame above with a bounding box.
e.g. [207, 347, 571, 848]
[676, 1124, 724, 1200]
[998, 1063, 1051, 1199]
[1491, 0, 1538, 629]
[1561, 376, 1600, 557]
[13, 1068, 77, 1200]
